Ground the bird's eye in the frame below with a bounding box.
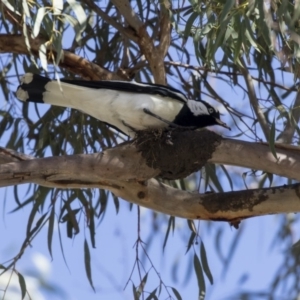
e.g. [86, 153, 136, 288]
[208, 108, 214, 114]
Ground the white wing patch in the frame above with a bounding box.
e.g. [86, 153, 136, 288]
[187, 100, 210, 116]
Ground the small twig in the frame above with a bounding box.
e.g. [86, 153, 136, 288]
[140, 242, 173, 299]
[240, 58, 270, 140]
[82, 0, 138, 42]
[110, 0, 143, 31]
[165, 61, 295, 92]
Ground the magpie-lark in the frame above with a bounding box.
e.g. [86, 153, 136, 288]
[16, 73, 230, 137]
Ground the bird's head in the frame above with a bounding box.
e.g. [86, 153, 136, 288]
[187, 100, 231, 130]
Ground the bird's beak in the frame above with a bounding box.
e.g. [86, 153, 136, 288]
[215, 118, 231, 130]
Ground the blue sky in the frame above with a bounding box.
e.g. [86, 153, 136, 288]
[0, 67, 298, 300]
[1, 4, 300, 298]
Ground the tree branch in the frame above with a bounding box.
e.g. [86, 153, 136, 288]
[82, 0, 138, 43]
[110, 0, 168, 84]
[157, 2, 171, 58]
[240, 58, 271, 140]
[1, 132, 300, 221]
[0, 34, 125, 80]
[110, 0, 143, 31]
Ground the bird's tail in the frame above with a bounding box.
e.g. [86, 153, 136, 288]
[16, 73, 52, 103]
[16, 73, 90, 108]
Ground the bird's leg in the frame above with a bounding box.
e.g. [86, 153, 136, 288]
[143, 108, 197, 130]
[122, 120, 137, 133]
[143, 108, 177, 145]
[143, 108, 176, 127]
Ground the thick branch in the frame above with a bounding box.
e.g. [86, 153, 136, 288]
[1, 132, 300, 182]
[212, 139, 300, 180]
[0, 150, 300, 222]
[1, 132, 300, 221]
[0, 34, 124, 80]
[110, 0, 168, 84]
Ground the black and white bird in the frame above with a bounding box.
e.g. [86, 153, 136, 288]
[16, 73, 230, 137]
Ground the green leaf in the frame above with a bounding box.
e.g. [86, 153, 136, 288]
[66, 0, 87, 27]
[26, 200, 41, 238]
[22, 0, 30, 17]
[2, 0, 21, 15]
[145, 288, 158, 300]
[47, 205, 55, 259]
[132, 283, 139, 300]
[244, 18, 259, 51]
[57, 220, 70, 272]
[194, 254, 206, 300]
[84, 239, 95, 291]
[219, 0, 235, 23]
[186, 231, 196, 254]
[163, 216, 175, 252]
[33, 7, 46, 38]
[39, 43, 48, 71]
[187, 219, 197, 233]
[88, 206, 96, 248]
[184, 12, 199, 38]
[113, 194, 119, 214]
[17, 272, 27, 299]
[200, 241, 213, 285]
[53, 33, 64, 65]
[171, 287, 182, 300]
[137, 273, 148, 296]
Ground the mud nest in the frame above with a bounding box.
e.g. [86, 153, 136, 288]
[135, 128, 222, 180]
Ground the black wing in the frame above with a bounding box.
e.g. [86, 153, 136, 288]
[61, 79, 188, 103]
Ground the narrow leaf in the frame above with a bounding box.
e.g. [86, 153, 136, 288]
[33, 7, 46, 38]
[66, 0, 87, 26]
[84, 239, 95, 291]
[39, 43, 48, 71]
[2, 0, 21, 15]
[132, 283, 139, 300]
[186, 232, 196, 254]
[47, 205, 55, 259]
[17, 272, 27, 299]
[200, 241, 213, 285]
[194, 254, 206, 300]
[171, 287, 182, 300]
[137, 273, 148, 295]
[88, 206, 96, 248]
[22, 0, 30, 17]
[146, 288, 158, 300]
[57, 219, 70, 272]
[26, 201, 41, 238]
[163, 216, 175, 251]
[184, 12, 198, 38]
[187, 220, 197, 233]
[219, 0, 235, 22]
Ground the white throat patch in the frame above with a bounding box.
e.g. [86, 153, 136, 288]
[187, 100, 212, 116]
